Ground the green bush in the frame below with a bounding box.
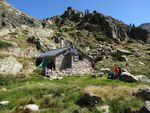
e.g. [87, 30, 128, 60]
[126, 38, 135, 43]
[8, 32, 18, 35]
[0, 74, 27, 85]
[0, 40, 13, 49]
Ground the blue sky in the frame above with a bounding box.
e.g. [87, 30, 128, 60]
[6, 0, 150, 26]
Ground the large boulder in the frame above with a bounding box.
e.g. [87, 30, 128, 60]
[120, 55, 129, 61]
[0, 56, 23, 74]
[28, 28, 54, 39]
[98, 105, 110, 113]
[8, 47, 24, 57]
[139, 101, 150, 113]
[135, 75, 150, 84]
[112, 49, 132, 61]
[27, 28, 55, 51]
[133, 89, 150, 101]
[0, 101, 9, 106]
[116, 49, 133, 55]
[100, 68, 112, 74]
[119, 72, 138, 82]
[83, 92, 102, 106]
[24, 104, 39, 112]
[0, 29, 12, 37]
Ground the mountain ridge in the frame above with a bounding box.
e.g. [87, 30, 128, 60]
[139, 23, 150, 33]
[1, 1, 150, 43]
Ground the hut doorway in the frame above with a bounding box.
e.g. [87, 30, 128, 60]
[46, 59, 55, 70]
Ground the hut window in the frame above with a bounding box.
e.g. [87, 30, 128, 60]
[70, 47, 78, 55]
[73, 55, 79, 62]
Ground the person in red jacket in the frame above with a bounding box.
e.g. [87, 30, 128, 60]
[114, 65, 120, 79]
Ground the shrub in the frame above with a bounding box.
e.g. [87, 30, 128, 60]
[0, 40, 13, 49]
[0, 74, 27, 85]
[9, 32, 18, 35]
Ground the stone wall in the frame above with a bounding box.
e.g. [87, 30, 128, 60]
[55, 53, 72, 70]
[71, 56, 93, 75]
[47, 53, 93, 78]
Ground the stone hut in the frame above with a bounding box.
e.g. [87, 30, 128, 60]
[36, 46, 94, 77]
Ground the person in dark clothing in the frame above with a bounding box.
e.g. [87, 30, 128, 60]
[118, 67, 122, 77]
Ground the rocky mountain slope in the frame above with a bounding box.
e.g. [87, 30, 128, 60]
[47, 7, 150, 59]
[139, 23, 150, 33]
[0, 1, 150, 76]
[48, 7, 150, 44]
[0, 1, 40, 28]
[0, 1, 55, 75]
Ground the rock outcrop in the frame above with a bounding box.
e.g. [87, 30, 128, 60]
[119, 73, 150, 83]
[128, 27, 150, 43]
[24, 104, 39, 112]
[0, 56, 23, 74]
[52, 7, 128, 41]
[0, 1, 40, 29]
[139, 23, 150, 33]
[135, 75, 150, 84]
[0, 101, 9, 106]
[133, 89, 150, 101]
[83, 92, 102, 106]
[139, 101, 150, 113]
[50, 7, 150, 44]
[119, 72, 138, 83]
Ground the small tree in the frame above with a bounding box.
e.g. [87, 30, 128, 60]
[85, 9, 90, 15]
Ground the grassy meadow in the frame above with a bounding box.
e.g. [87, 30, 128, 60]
[0, 74, 149, 113]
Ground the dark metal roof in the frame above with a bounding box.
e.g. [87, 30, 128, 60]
[37, 46, 71, 58]
[37, 46, 95, 62]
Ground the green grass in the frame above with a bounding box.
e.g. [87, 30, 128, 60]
[8, 32, 18, 35]
[0, 40, 13, 49]
[107, 97, 143, 113]
[0, 74, 147, 113]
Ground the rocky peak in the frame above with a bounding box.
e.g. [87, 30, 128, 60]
[54, 7, 129, 41]
[51, 7, 150, 44]
[62, 7, 84, 22]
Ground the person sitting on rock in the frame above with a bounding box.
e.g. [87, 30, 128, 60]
[114, 65, 120, 79]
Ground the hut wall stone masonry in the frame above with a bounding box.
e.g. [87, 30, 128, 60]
[55, 54, 93, 76]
